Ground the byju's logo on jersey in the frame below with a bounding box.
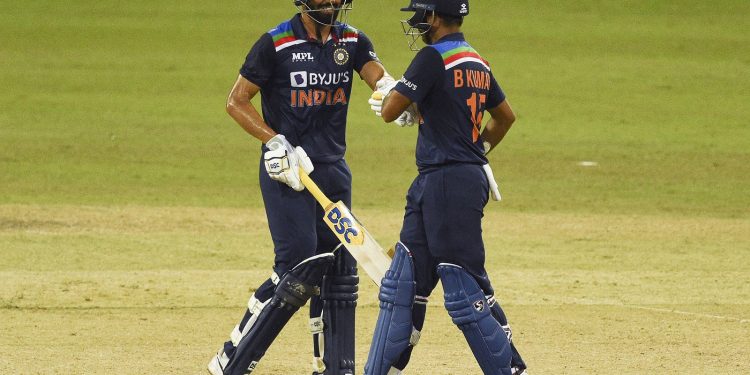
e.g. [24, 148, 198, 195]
[289, 71, 351, 107]
[290, 71, 351, 88]
[292, 52, 314, 63]
[290, 71, 308, 88]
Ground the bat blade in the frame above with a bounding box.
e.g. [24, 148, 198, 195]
[322, 201, 391, 286]
[298, 168, 392, 286]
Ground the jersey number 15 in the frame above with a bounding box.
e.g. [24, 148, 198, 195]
[467, 92, 486, 142]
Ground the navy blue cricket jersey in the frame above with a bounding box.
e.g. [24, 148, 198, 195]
[241, 14, 379, 163]
[393, 33, 505, 170]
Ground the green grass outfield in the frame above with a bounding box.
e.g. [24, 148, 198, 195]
[1, 0, 748, 373]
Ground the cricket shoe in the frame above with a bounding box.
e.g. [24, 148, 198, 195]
[207, 349, 229, 375]
[511, 367, 528, 375]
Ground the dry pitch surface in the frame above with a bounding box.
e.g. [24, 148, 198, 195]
[1, 205, 748, 374]
[2, 0, 749, 373]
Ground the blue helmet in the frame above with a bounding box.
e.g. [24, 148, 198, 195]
[400, 0, 468, 50]
[401, 0, 469, 19]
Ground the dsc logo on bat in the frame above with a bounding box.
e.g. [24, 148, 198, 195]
[326, 205, 365, 245]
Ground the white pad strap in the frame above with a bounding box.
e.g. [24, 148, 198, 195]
[217, 349, 230, 369]
[230, 294, 271, 346]
[309, 316, 325, 334]
[486, 294, 513, 341]
[411, 295, 427, 346]
[409, 326, 422, 346]
[229, 272, 277, 346]
[310, 317, 326, 372]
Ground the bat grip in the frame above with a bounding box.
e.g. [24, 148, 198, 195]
[299, 167, 334, 207]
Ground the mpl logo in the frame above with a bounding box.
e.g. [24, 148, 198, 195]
[290, 71, 308, 87]
[292, 52, 314, 62]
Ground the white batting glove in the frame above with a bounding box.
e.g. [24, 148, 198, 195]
[394, 103, 418, 127]
[369, 76, 418, 126]
[482, 163, 502, 201]
[483, 140, 492, 155]
[376, 75, 398, 93]
[263, 134, 314, 192]
[368, 76, 397, 117]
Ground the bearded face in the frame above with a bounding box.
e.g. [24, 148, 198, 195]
[420, 15, 436, 45]
[421, 31, 432, 45]
[307, 0, 341, 25]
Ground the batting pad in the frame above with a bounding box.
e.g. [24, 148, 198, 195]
[438, 263, 513, 375]
[364, 242, 416, 375]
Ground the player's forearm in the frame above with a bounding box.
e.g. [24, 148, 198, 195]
[360, 61, 389, 90]
[481, 100, 516, 152]
[226, 97, 276, 144]
[480, 117, 512, 151]
[381, 91, 413, 123]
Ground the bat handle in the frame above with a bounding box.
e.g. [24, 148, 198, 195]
[299, 167, 334, 208]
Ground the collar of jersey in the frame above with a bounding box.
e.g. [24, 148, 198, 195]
[290, 13, 346, 44]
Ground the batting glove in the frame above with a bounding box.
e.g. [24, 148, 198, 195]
[369, 76, 418, 126]
[482, 163, 502, 201]
[264, 134, 314, 192]
[368, 76, 397, 116]
[394, 103, 418, 127]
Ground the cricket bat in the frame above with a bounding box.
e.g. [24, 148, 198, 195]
[299, 168, 392, 286]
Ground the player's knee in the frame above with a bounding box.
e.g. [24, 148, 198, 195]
[274, 239, 318, 271]
[379, 242, 416, 306]
[275, 253, 335, 308]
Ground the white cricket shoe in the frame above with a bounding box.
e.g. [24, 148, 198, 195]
[511, 367, 528, 375]
[207, 350, 229, 375]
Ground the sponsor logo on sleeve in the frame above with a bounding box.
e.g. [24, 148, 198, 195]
[399, 77, 418, 91]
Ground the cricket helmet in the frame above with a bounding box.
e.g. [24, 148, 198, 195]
[294, 0, 354, 27]
[400, 0, 469, 19]
[294, 0, 352, 5]
[399, 0, 468, 50]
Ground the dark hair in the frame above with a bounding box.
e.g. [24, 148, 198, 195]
[437, 12, 463, 27]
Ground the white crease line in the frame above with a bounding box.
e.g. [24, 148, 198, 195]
[624, 305, 749, 323]
[521, 291, 749, 323]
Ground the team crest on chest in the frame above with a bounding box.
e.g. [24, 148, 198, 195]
[333, 47, 349, 65]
